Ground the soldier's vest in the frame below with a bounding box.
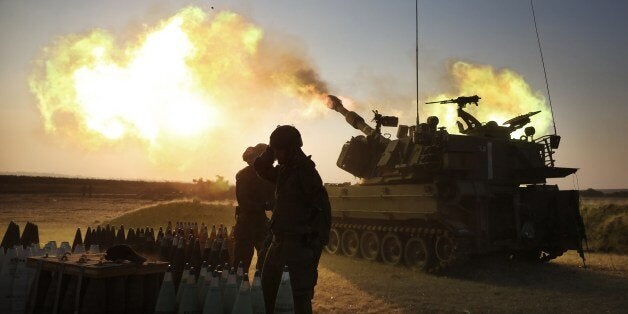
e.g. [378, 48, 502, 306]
[271, 159, 331, 245]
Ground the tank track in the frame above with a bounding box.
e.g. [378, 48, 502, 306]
[326, 221, 471, 273]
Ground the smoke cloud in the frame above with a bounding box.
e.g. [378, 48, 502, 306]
[423, 61, 551, 138]
[28, 6, 332, 171]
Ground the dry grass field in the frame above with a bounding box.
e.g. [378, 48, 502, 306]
[0, 194, 155, 243]
[1, 194, 627, 312]
[580, 197, 628, 253]
[313, 251, 628, 313]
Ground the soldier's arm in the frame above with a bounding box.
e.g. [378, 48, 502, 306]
[297, 163, 324, 202]
[260, 180, 276, 211]
[253, 146, 279, 183]
[235, 174, 244, 202]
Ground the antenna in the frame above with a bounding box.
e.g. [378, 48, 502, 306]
[415, 0, 420, 125]
[530, 0, 557, 135]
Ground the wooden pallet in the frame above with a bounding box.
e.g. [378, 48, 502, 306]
[26, 254, 168, 314]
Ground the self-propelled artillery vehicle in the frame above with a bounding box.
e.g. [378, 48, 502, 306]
[324, 94, 586, 272]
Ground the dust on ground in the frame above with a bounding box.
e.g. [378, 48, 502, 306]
[313, 251, 628, 313]
[1, 194, 627, 313]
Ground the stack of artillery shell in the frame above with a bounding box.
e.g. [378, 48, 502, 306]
[58, 241, 72, 255]
[89, 228, 97, 250]
[201, 270, 223, 313]
[20, 222, 39, 249]
[84, 226, 92, 250]
[155, 266, 177, 314]
[201, 237, 212, 263]
[274, 266, 295, 314]
[199, 224, 208, 250]
[159, 232, 172, 261]
[71, 228, 83, 252]
[1, 220, 278, 314]
[219, 229, 231, 266]
[251, 270, 265, 314]
[198, 263, 212, 308]
[158, 227, 165, 242]
[232, 273, 253, 314]
[152, 258, 276, 313]
[236, 261, 244, 291]
[88, 244, 100, 254]
[127, 228, 136, 249]
[223, 268, 238, 313]
[209, 225, 217, 245]
[1, 222, 21, 251]
[178, 268, 201, 313]
[176, 263, 191, 304]
[0, 241, 43, 313]
[172, 240, 186, 290]
[73, 243, 86, 254]
[190, 238, 202, 275]
[95, 226, 103, 250]
[0, 222, 41, 312]
[1, 221, 41, 253]
[43, 241, 57, 255]
[116, 225, 126, 245]
[228, 226, 236, 263]
[144, 227, 156, 256]
[0, 246, 18, 312]
[12, 252, 36, 313]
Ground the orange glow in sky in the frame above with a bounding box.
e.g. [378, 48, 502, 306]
[28, 7, 330, 169]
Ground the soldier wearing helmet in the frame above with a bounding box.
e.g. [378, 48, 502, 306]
[234, 143, 275, 272]
[254, 125, 330, 314]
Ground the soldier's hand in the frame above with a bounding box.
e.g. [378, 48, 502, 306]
[265, 145, 275, 158]
[264, 200, 275, 212]
[257, 145, 275, 165]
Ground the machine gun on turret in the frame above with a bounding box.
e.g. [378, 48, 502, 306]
[425, 95, 481, 108]
[426, 95, 482, 134]
[503, 110, 541, 131]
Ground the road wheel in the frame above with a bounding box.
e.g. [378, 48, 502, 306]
[434, 233, 456, 266]
[325, 228, 340, 254]
[359, 231, 380, 261]
[404, 236, 433, 271]
[340, 229, 360, 257]
[380, 233, 403, 265]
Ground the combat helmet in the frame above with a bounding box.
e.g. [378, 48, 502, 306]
[242, 143, 268, 164]
[269, 125, 302, 150]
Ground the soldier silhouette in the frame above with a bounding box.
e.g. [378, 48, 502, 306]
[233, 144, 275, 273]
[254, 125, 330, 314]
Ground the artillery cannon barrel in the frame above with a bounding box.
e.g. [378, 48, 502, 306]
[327, 95, 377, 137]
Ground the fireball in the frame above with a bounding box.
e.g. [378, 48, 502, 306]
[29, 6, 330, 168]
[425, 61, 551, 138]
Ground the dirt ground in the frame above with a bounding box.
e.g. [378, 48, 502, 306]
[313, 252, 628, 313]
[1, 194, 627, 313]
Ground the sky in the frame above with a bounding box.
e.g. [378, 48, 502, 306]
[0, 0, 627, 189]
